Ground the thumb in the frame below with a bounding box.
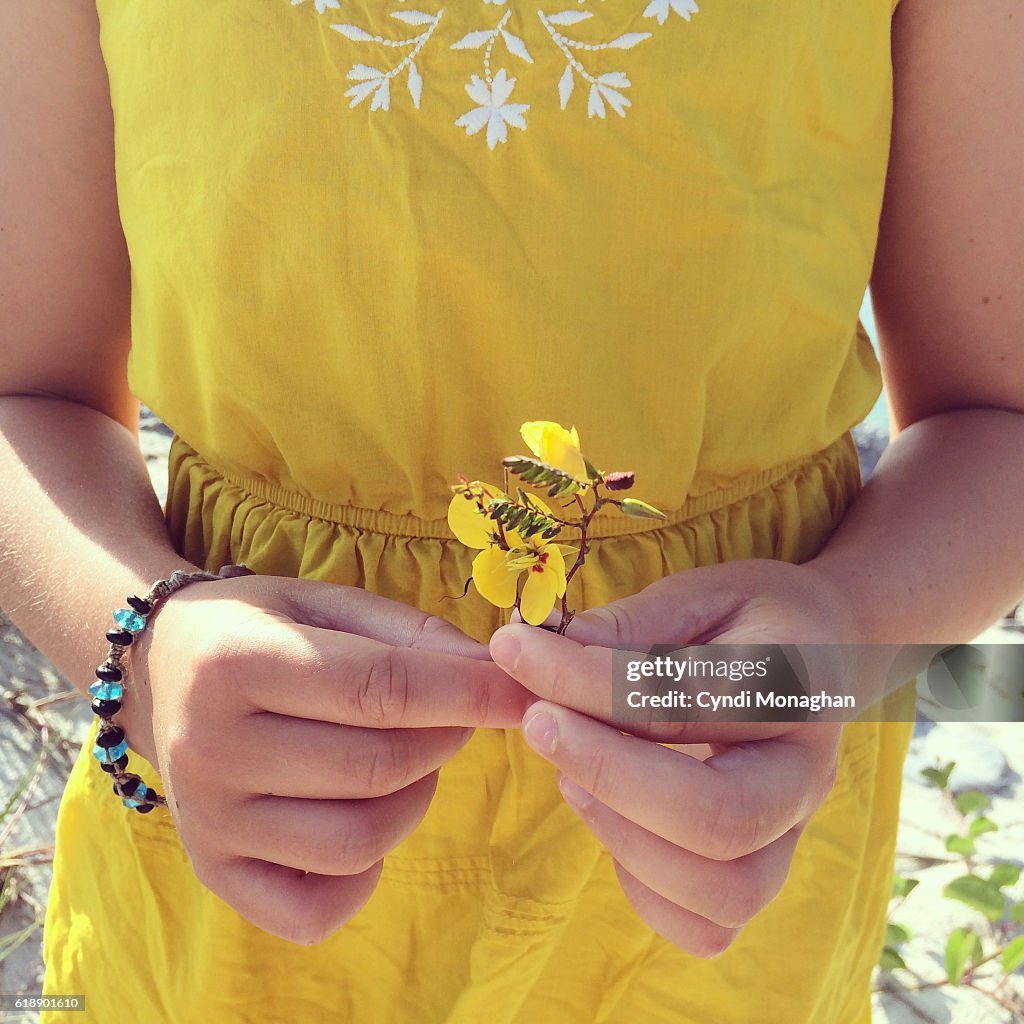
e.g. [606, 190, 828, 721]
[556, 566, 747, 648]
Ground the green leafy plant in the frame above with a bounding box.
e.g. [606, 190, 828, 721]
[876, 760, 1024, 1017]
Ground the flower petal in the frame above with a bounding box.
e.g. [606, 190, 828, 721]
[520, 565, 560, 625]
[448, 482, 504, 548]
[520, 421, 587, 479]
[472, 547, 520, 609]
[541, 543, 568, 598]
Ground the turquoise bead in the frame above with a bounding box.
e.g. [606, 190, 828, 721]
[92, 739, 128, 763]
[89, 681, 124, 701]
[113, 608, 146, 633]
[122, 782, 148, 809]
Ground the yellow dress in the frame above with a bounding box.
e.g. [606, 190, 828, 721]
[45, 0, 911, 1020]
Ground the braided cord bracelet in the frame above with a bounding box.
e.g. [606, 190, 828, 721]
[91, 564, 253, 811]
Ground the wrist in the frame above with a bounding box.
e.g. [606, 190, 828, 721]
[90, 565, 251, 811]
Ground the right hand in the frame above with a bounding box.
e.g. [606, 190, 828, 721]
[122, 572, 529, 945]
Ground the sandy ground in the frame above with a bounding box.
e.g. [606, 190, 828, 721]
[1, 417, 1021, 1022]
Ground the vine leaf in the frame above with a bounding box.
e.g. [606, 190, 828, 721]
[546, 10, 592, 25]
[407, 62, 423, 108]
[945, 927, 983, 986]
[334, 24, 374, 41]
[451, 29, 495, 49]
[943, 874, 1006, 921]
[1002, 935, 1024, 974]
[606, 32, 652, 49]
[392, 10, 435, 25]
[558, 64, 575, 108]
[920, 761, 956, 790]
[501, 29, 534, 62]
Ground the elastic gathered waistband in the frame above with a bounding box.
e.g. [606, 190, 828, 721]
[169, 432, 858, 542]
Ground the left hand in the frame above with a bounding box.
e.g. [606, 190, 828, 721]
[488, 558, 859, 958]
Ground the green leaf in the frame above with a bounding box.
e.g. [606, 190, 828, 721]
[955, 790, 990, 816]
[617, 498, 667, 520]
[1011, 901, 1024, 924]
[945, 927, 983, 986]
[891, 875, 920, 900]
[885, 922, 912, 945]
[945, 834, 976, 857]
[921, 761, 956, 790]
[502, 456, 583, 497]
[968, 816, 999, 839]
[989, 863, 1021, 889]
[1002, 935, 1024, 974]
[879, 946, 908, 972]
[943, 874, 1006, 921]
[485, 497, 559, 539]
[583, 456, 602, 482]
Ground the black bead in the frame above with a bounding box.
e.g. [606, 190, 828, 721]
[99, 754, 130, 774]
[91, 698, 123, 719]
[126, 595, 152, 615]
[106, 629, 134, 647]
[113, 774, 142, 799]
[95, 725, 126, 748]
[95, 663, 124, 682]
[136, 802, 156, 814]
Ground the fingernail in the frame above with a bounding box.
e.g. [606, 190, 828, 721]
[490, 629, 521, 673]
[522, 709, 558, 756]
[558, 773, 593, 811]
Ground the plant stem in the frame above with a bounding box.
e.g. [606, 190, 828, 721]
[556, 489, 601, 634]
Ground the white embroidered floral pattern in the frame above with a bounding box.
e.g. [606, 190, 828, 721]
[290, 0, 701, 149]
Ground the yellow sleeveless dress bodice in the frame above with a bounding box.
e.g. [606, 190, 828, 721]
[44, 1, 911, 1021]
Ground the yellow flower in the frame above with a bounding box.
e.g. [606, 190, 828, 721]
[447, 482, 573, 626]
[520, 421, 588, 481]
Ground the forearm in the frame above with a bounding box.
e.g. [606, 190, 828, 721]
[807, 407, 1024, 645]
[0, 396, 201, 710]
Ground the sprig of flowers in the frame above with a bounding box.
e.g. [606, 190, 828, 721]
[448, 420, 666, 632]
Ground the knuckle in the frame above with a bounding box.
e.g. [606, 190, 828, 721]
[548, 659, 574, 703]
[605, 601, 639, 641]
[282, 918, 333, 947]
[580, 749, 612, 803]
[318, 822, 380, 876]
[469, 674, 492, 726]
[817, 758, 839, 805]
[189, 853, 230, 900]
[689, 924, 741, 960]
[703, 789, 758, 862]
[407, 614, 451, 651]
[353, 650, 411, 728]
[713, 868, 767, 929]
[190, 629, 260, 697]
[360, 738, 406, 796]
[278, 904, 345, 947]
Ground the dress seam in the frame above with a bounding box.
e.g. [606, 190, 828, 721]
[168, 433, 857, 541]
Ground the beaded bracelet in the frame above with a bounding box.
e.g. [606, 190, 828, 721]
[91, 564, 253, 811]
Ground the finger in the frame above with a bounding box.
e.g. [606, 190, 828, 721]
[219, 622, 532, 728]
[224, 772, 439, 876]
[557, 772, 800, 929]
[225, 714, 472, 798]
[522, 701, 840, 860]
[613, 863, 742, 959]
[492, 622, 796, 743]
[268, 578, 494, 659]
[208, 857, 384, 946]
[559, 566, 747, 647]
